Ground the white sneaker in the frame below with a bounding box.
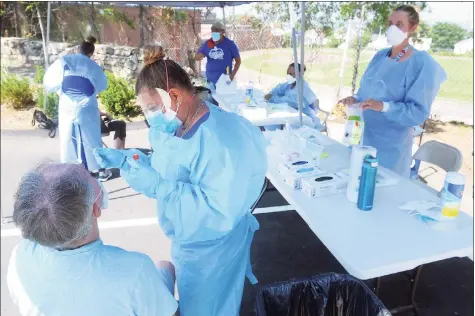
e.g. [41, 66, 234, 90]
[98, 169, 112, 182]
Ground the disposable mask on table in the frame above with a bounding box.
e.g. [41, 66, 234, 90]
[398, 200, 463, 231]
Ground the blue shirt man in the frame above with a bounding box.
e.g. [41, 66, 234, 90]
[195, 22, 241, 87]
[7, 162, 178, 316]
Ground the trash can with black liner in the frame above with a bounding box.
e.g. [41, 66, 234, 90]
[256, 273, 390, 316]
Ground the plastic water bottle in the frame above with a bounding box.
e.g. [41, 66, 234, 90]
[357, 155, 378, 211]
[441, 172, 465, 218]
[245, 81, 254, 104]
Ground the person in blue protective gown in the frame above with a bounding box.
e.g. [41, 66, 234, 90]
[93, 46, 268, 316]
[339, 5, 446, 177]
[264, 63, 321, 130]
[43, 36, 110, 181]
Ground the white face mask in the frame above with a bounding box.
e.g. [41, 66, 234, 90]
[386, 25, 407, 46]
[286, 74, 296, 85]
[95, 180, 108, 209]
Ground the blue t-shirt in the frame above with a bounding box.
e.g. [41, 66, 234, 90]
[198, 37, 240, 85]
[7, 239, 178, 316]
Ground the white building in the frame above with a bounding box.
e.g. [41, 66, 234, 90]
[454, 38, 473, 55]
[410, 38, 432, 51]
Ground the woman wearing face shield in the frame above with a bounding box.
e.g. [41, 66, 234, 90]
[93, 46, 267, 316]
[338, 5, 446, 177]
[264, 63, 321, 130]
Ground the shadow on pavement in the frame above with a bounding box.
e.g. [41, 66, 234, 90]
[240, 210, 474, 316]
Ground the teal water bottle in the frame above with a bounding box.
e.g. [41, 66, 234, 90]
[357, 155, 378, 211]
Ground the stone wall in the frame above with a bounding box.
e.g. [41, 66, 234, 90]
[1, 37, 144, 79]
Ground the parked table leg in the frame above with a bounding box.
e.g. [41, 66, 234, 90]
[389, 265, 423, 316]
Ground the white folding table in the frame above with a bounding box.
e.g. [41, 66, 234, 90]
[263, 131, 473, 314]
[212, 89, 312, 127]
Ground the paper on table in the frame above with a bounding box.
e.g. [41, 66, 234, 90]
[397, 200, 469, 231]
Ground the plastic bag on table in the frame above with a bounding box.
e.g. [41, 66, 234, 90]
[215, 74, 237, 95]
[256, 273, 390, 316]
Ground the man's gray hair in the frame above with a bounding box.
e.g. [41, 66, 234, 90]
[13, 162, 96, 248]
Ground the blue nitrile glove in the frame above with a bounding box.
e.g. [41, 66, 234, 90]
[120, 157, 159, 199]
[123, 149, 151, 166]
[93, 148, 126, 169]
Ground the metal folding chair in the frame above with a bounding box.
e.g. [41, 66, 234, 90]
[313, 99, 330, 135]
[101, 131, 110, 148]
[410, 140, 463, 194]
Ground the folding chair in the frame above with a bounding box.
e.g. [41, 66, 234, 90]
[313, 99, 330, 135]
[101, 131, 110, 148]
[410, 140, 463, 195]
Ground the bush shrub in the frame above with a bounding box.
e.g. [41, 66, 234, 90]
[32, 65, 59, 118]
[35, 87, 59, 119]
[99, 72, 140, 118]
[34, 65, 45, 85]
[0, 73, 35, 110]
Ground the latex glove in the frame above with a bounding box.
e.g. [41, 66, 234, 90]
[361, 99, 383, 112]
[123, 149, 151, 166]
[93, 148, 126, 169]
[120, 157, 160, 199]
[338, 96, 356, 106]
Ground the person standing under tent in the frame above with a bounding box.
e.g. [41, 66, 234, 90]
[43, 36, 111, 181]
[339, 5, 446, 177]
[93, 46, 267, 316]
[194, 22, 241, 91]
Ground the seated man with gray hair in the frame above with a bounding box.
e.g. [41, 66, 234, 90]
[7, 162, 178, 316]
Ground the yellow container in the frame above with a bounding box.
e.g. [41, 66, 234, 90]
[440, 172, 465, 218]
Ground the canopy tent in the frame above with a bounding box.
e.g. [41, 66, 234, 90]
[43, 1, 307, 125]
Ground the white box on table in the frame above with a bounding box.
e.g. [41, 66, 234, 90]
[301, 172, 348, 198]
[282, 165, 325, 190]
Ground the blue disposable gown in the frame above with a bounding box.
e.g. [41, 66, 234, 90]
[130, 103, 268, 315]
[43, 53, 108, 172]
[355, 48, 446, 177]
[269, 80, 321, 127]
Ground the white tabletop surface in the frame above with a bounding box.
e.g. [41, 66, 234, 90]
[213, 89, 312, 127]
[264, 131, 474, 280]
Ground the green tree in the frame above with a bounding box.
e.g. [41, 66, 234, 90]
[431, 22, 469, 51]
[412, 20, 431, 43]
[339, 2, 426, 32]
[255, 2, 339, 32]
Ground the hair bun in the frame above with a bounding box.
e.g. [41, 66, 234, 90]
[85, 35, 97, 44]
[144, 45, 165, 66]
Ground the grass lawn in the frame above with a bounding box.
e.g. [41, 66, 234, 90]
[242, 49, 473, 102]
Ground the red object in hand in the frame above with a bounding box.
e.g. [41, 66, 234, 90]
[133, 154, 139, 161]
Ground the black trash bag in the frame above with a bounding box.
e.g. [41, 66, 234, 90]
[256, 273, 390, 316]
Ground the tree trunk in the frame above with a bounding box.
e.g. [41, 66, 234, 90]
[90, 2, 100, 41]
[36, 5, 48, 68]
[15, 2, 29, 37]
[139, 5, 145, 48]
[13, 3, 19, 37]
